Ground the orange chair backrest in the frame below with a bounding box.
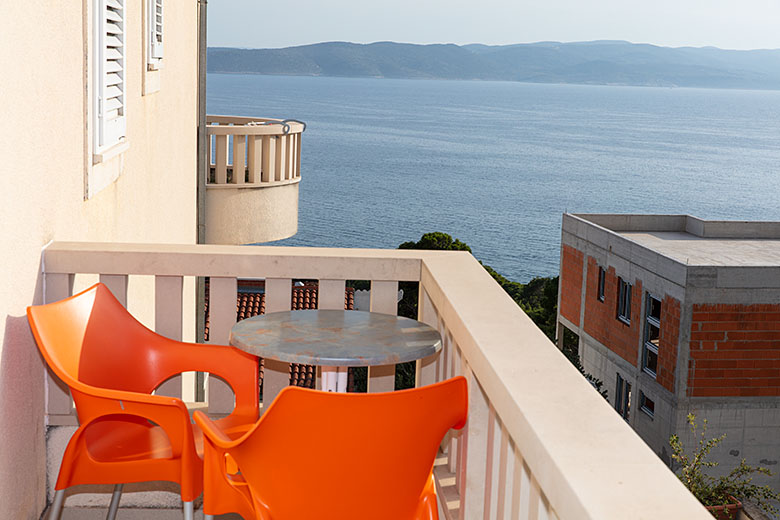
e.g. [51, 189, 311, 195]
[228, 376, 467, 519]
[28, 283, 179, 394]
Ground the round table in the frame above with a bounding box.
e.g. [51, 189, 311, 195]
[229, 309, 442, 392]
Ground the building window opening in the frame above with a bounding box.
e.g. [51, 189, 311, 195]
[617, 277, 631, 324]
[615, 373, 631, 421]
[597, 266, 605, 302]
[640, 392, 655, 418]
[642, 294, 661, 377]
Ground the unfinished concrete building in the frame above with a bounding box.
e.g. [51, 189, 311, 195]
[558, 213, 780, 484]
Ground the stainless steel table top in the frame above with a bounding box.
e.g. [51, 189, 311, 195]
[229, 309, 442, 366]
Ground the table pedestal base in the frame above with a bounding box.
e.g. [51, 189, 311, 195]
[321, 366, 348, 392]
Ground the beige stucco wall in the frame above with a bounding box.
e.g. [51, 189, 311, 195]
[205, 182, 299, 244]
[0, 1, 199, 517]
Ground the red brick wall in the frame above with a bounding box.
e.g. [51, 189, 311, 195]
[559, 245, 584, 326]
[656, 296, 681, 393]
[689, 304, 780, 397]
[583, 257, 642, 366]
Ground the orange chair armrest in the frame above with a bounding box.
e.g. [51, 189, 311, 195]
[194, 410, 244, 448]
[72, 387, 194, 454]
[89, 386, 186, 407]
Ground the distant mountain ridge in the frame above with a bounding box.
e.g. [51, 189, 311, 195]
[208, 40, 780, 90]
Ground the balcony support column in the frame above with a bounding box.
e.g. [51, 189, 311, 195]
[368, 281, 398, 393]
[44, 273, 76, 424]
[417, 287, 439, 387]
[463, 367, 490, 519]
[155, 276, 183, 399]
[206, 277, 237, 416]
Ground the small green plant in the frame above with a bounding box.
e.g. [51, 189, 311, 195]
[670, 413, 780, 518]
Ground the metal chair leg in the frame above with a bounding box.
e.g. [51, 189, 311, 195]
[106, 484, 123, 520]
[48, 490, 66, 520]
[183, 500, 194, 520]
[204, 516, 214, 520]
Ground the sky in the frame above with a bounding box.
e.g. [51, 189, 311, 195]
[208, 0, 780, 51]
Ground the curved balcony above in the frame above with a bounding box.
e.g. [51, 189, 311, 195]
[204, 115, 306, 245]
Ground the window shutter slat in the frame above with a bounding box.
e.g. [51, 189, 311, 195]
[105, 48, 122, 60]
[104, 61, 122, 74]
[105, 72, 122, 86]
[148, 0, 163, 62]
[106, 35, 123, 47]
[96, 0, 125, 149]
[105, 98, 123, 112]
[105, 85, 122, 99]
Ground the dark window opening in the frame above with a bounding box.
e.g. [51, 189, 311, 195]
[597, 267, 605, 302]
[615, 373, 631, 421]
[642, 294, 662, 378]
[617, 277, 632, 324]
[640, 392, 655, 418]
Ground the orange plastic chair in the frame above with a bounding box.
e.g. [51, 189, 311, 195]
[27, 283, 259, 520]
[194, 376, 467, 520]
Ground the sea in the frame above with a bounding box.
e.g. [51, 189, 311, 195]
[207, 74, 780, 283]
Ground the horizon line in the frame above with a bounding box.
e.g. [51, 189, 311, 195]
[206, 39, 780, 53]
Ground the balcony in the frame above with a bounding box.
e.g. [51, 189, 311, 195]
[204, 116, 305, 245]
[40, 242, 711, 519]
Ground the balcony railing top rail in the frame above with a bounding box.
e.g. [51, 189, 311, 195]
[206, 115, 304, 187]
[41, 241, 711, 520]
[207, 115, 306, 136]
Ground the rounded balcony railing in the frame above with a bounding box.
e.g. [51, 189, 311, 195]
[206, 115, 305, 186]
[204, 115, 306, 245]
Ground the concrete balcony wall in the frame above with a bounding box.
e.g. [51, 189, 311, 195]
[0, 2, 200, 517]
[205, 183, 298, 244]
[39, 242, 714, 519]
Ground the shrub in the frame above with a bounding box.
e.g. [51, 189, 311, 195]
[670, 413, 780, 518]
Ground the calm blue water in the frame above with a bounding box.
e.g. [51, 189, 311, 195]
[207, 74, 780, 282]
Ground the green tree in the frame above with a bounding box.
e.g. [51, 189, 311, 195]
[396, 232, 606, 398]
[398, 232, 472, 253]
[398, 232, 557, 336]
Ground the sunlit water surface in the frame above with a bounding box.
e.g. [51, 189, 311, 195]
[208, 74, 780, 282]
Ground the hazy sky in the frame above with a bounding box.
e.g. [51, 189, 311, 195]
[208, 0, 780, 50]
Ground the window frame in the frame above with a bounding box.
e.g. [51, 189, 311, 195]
[615, 373, 631, 421]
[616, 277, 632, 324]
[642, 293, 662, 378]
[639, 392, 655, 419]
[597, 266, 605, 302]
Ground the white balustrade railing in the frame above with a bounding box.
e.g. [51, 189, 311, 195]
[41, 242, 711, 519]
[206, 115, 305, 186]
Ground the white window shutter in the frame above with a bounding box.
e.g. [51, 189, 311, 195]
[148, 0, 163, 61]
[96, 0, 126, 149]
